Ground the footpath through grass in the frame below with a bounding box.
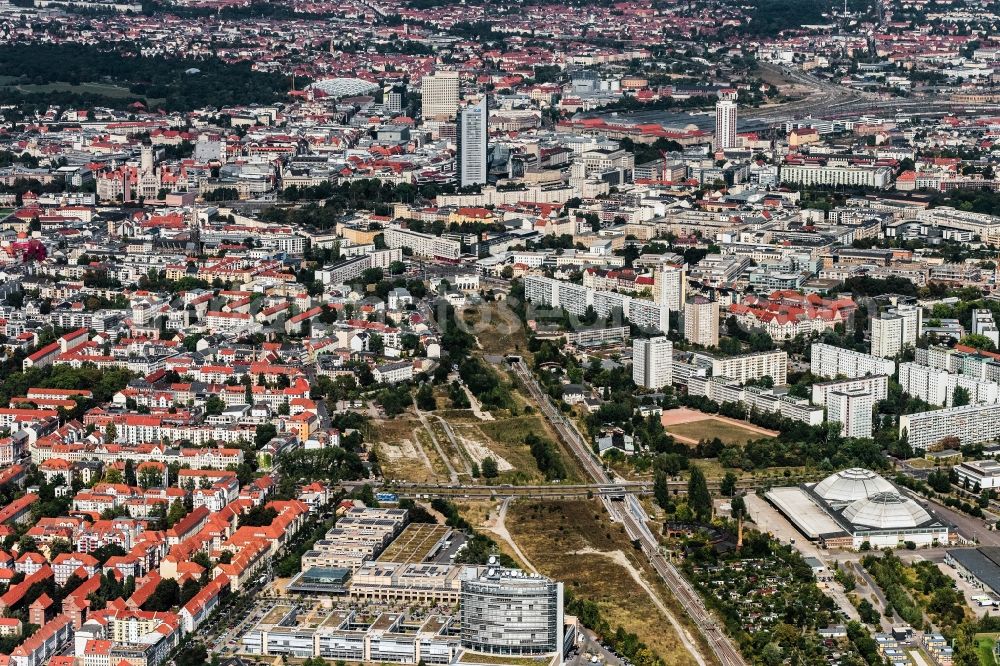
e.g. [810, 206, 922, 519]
[506, 500, 701, 666]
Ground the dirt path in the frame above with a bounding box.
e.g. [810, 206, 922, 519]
[415, 407, 459, 483]
[483, 498, 539, 574]
[462, 384, 495, 421]
[572, 547, 710, 666]
[409, 428, 434, 471]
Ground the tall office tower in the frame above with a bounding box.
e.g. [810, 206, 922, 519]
[684, 296, 720, 347]
[714, 88, 738, 150]
[632, 336, 673, 389]
[421, 70, 460, 120]
[457, 98, 488, 187]
[653, 263, 686, 312]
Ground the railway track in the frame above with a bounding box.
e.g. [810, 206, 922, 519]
[510, 361, 748, 666]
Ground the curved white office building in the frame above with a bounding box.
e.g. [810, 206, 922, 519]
[460, 564, 563, 657]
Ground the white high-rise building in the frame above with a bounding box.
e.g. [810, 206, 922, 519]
[633, 337, 673, 389]
[421, 70, 460, 120]
[827, 388, 874, 439]
[812, 375, 889, 407]
[898, 361, 1000, 407]
[654, 263, 686, 312]
[684, 296, 719, 347]
[386, 89, 403, 114]
[870, 304, 922, 358]
[458, 98, 488, 187]
[714, 89, 738, 150]
[973, 309, 1000, 349]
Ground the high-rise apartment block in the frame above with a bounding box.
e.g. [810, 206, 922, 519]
[684, 296, 719, 347]
[654, 263, 686, 312]
[715, 89, 738, 150]
[827, 388, 874, 439]
[710, 350, 787, 385]
[633, 337, 673, 389]
[811, 343, 896, 379]
[386, 88, 403, 114]
[870, 304, 922, 358]
[901, 403, 1000, 451]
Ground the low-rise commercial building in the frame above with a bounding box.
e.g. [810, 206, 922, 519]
[954, 460, 1000, 490]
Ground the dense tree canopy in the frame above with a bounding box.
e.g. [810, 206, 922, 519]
[0, 43, 293, 111]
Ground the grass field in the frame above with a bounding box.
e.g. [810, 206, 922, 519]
[11, 81, 135, 97]
[506, 500, 701, 666]
[1, 80, 166, 107]
[6, 80, 164, 102]
[666, 418, 774, 446]
[977, 637, 998, 666]
[477, 414, 583, 483]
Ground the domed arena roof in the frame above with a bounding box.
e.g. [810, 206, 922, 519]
[311, 78, 380, 98]
[842, 492, 932, 529]
[813, 468, 897, 503]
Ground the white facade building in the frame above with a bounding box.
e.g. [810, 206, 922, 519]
[633, 337, 673, 390]
[710, 350, 788, 385]
[870, 305, 922, 358]
[811, 343, 896, 379]
[898, 362, 1000, 407]
[827, 388, 875, 439]
[954, 460, 1000, 490]
[900, 403, 1000, 451]
[973, 309, 1000, 349]
[654, 263, 686, 311]
[524, 275, 668, 333]
[714, 89, 738, 150]
[458, 98, 488, 187]
[684, 296, 719, 347]
[780, 164, 894, 188]
[421, 70, 460, 120]
[812, 375, 889, 407]
[383, 226, 462, 260]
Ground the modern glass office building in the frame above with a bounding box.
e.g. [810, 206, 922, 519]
[460, 562, 563, 656]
